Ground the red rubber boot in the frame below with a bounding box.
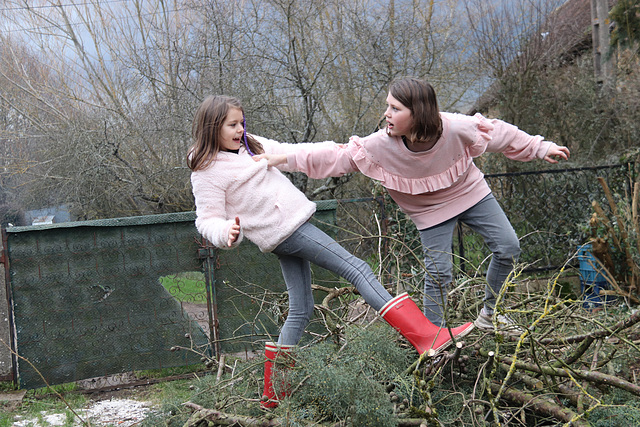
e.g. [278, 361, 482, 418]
[261, 341, 295, 409]
[380, 293, 474, 356]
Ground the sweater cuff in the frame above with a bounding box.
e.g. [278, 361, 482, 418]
[286, 153, 298, 171]
[536, 140, 553, 159]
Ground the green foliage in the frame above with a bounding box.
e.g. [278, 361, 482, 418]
[430, 389, 468, 424]
[0, 415, 14, 427]
[135, 364, 209, 380]
[610, 0, 640, 53]
[588, 390, 640, 426]
[0, 382, 17, 392]
[288, 326, 411, 426]
[5, 388, 89, 427]
[141, 395, 191, 427]
[30, 382, 79, 396]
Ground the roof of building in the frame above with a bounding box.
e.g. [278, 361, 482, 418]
[468, 0, 618, 114]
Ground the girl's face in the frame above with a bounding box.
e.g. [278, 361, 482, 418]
[219, 107, 245, 151]
[384, 92, 413, 137]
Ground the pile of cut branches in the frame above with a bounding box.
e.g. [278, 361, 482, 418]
[163, 271, 640, 427]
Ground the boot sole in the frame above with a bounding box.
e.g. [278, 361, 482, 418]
[474, 318, 525, 337]
[430, 323, 475, 357]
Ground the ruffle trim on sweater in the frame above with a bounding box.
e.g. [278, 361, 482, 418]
[347, 138, 472, 194]
[346, 114, 494, 195]
[464, 113, 495, 158]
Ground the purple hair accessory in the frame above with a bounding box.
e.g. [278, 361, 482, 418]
[242, 113, 254, 156]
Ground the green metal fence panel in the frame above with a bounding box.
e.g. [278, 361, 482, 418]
[3, 202, 340, 388]
[211, 199, 339, 354]
[5, 212, 209, 389]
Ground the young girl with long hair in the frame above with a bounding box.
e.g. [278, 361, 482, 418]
[255, 77, 570, 335]
[187, 95, 474, 409]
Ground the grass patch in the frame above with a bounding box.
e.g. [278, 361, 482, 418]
[160, 272, 207, 303]
[135, 364, 210, 381]
[0, 381, 17, 392]
[3, 385, 89, 427]
[140, 379, 202, 426]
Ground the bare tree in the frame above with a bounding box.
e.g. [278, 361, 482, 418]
[0, 0, 207, 217]
[0, 0, 480, 218]
[463, 0, 567, 122]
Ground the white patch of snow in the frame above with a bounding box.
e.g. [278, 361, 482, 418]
[13, 398, 154, 427]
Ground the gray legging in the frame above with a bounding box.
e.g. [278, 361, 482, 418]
[272, 221, 391, 345]
[419, 194, 521, 327]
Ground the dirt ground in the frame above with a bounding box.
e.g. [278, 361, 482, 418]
[182, 302, 211, 336]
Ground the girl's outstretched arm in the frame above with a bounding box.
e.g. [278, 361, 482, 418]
[251, 134, 354, 177]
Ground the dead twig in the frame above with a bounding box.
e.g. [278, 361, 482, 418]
[183, 402, 283, 426]
[481, 349, 640, 397]
[539, 309, 640, 345]
[488, 382, 590, 427]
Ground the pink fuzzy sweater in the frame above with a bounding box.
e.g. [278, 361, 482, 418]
[286, 112, 558, 229]
[190, 138, 318, 252]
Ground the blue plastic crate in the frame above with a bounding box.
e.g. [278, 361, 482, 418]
[580, 280, 614, 309]
[577, 243, 606, 281]
[579, 268, 603, 284]
[577, 243, 615, 309]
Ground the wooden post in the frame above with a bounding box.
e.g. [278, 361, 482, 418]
[590, 0, 616, 91]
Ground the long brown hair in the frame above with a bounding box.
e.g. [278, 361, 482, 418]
[388, 77, 442, 145]
[187, 95, 264, 171]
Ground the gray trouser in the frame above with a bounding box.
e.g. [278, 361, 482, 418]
[272, 221, 392, 345]
[419, 194, 520, 327]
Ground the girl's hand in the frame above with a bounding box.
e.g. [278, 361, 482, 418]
[228, 217, 240, 247]
[543, 144, 570, 164]
[252, 153, 287, 167]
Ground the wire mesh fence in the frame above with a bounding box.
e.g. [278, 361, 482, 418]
[472, 163, 633, 272]
[321, 163, 635, 298]
[0, 163, 633, 388]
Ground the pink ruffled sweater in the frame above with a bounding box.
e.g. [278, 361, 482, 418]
[286, 112, 557, 229]
[191, 138, 318, 252]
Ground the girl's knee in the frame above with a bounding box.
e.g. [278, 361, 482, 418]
[423, 260, 453, 286]
[289, 300, 315, 322]
[498, 238, 521, 259]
